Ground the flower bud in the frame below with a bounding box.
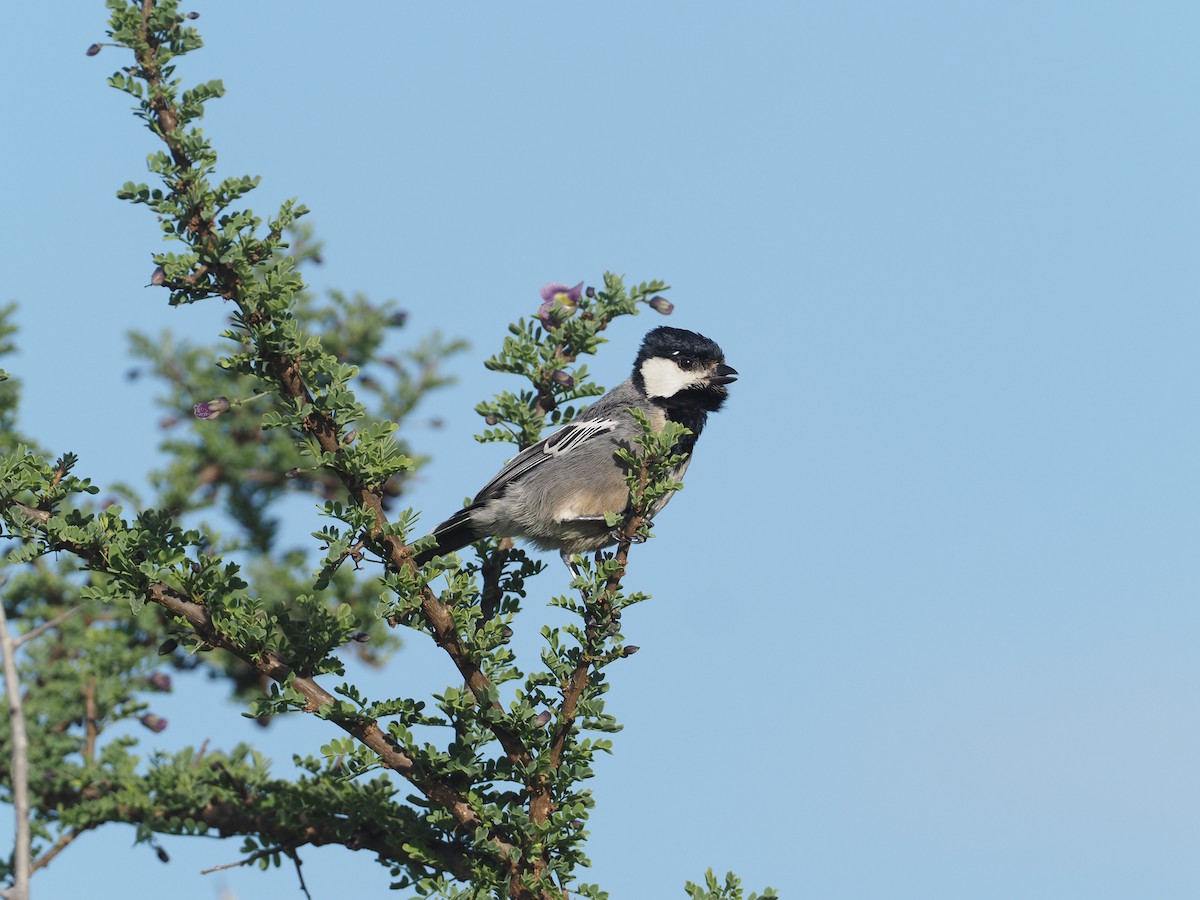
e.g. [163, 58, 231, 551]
[285, 467, 302, 479]
[485, 413, 501, 426]
[156, 846, 170, 863]
[622, 645, 640, 657]
[148, 672, 172, 696]
[351, 631, 371, 643]
[85, 43, 101, 57]
[501, 626, 514, 639]
[192, 397, 231, 420]
[342, 430, 357, 444]
[648, 295, 674, 315]
[147, 672, 173, 692]
[533, 710, 552, 727]
[585, 286, 596, 298]
[139, 713, 168, 733]
[150, 266, 166, 286]
[186, 10, 200, 19]
[157, 638, 179, 656]
[551, 370, 574, 389]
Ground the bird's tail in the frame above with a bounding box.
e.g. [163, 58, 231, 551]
[412, 507, 481, 566]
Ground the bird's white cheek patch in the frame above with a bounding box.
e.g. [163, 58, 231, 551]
[640, 357, 701, 398]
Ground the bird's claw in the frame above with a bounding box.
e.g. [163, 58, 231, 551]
[609, 524, 650, 544]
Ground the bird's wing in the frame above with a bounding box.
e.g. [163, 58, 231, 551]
[472, 417, 620, 502]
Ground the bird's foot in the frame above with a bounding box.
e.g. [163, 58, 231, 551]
[609, 520, 652, 544]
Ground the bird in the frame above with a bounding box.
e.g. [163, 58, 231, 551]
[413, 326, 737, 576]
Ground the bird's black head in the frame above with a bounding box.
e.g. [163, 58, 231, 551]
[631, 326, 737, 416]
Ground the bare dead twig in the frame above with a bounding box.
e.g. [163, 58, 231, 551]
[286, 846, 313, 900]
[199, 842, 312, 899]
[199, 843, 286, 876]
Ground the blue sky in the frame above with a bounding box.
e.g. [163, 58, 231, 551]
[2, 2, 1199, 898]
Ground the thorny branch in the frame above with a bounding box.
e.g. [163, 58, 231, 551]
[128, 2, 534, 777]
[18, 5, 657, 896]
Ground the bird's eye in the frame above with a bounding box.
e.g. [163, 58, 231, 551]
[678, 356, 695, 370]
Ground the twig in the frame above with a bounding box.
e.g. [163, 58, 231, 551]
[285, 846, 313, 900]
[83, 677, 98, 762]
[13, 604, 83, 650]
[0, 596, 31, 900]
[199, 843, 285, 875]
[191, 738, 210, 767]
[201, 844, 312, 899]
[31, 828, 84, 874]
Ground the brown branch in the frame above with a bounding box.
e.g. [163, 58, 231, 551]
[261, 352, 532, 769]
[83, 677, 98, 762]
[30, 828, 85, 875]
[521, 492, 646, 894]
[137, 2, 185, 169]
[0, 502, 507, 870]
[123, 2, 531, 883]
[34, 783, 475, 883]
[130, 6, 531, 778]
[142, 582, 500, 846]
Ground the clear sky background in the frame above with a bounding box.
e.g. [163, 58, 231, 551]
[2, 2, 1199, 898]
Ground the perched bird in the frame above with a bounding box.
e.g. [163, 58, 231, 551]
[414, 326, 737, 575]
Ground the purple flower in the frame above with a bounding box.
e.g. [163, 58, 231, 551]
[539, 281, 584, 304]
[648, 295, 674, 316]
[147, 672, 173, 692]
[192, 397, 231, 420]
[538, 281, 584, 330]
[150, 266, 166, 286]
[139, 713, 168, 733]
[550, 370, 574, 389]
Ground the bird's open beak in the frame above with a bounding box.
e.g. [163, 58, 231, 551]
[709, 364, 738, 386]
